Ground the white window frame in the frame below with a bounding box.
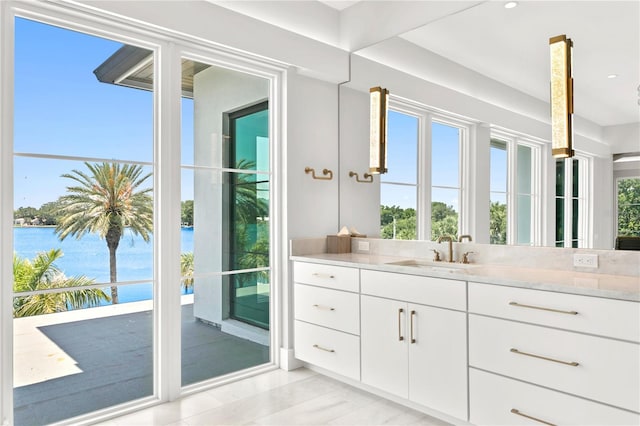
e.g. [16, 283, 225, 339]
[431, 114, 470, 240]
[490, 131, 543, 246]
[0, 2, 285, 424]
[383, 96, 471, 241]
[382, 99, 427, 239]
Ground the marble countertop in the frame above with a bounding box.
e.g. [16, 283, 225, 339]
[290, 253, 640, 302]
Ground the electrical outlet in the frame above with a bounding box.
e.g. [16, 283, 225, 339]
[358, 241, 370, 252]
[573, 253, 598, 268]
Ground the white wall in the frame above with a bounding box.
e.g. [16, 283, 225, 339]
[604, 123, 640, 154]
[592, 157, 615, 249]
[286, 72, 340, 239]
[338, 87, 380, 237]
[192, 66, 269, 324]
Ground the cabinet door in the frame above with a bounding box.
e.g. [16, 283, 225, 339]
[408, 304, 468, 420]
[361, 295, 408, 398]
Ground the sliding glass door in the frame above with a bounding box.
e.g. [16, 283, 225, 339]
[12, 17, 155, 424]
[180, 60, 271, 387]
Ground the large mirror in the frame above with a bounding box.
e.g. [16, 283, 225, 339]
[337, 1, 639, 250]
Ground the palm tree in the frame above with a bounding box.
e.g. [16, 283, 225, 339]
[55, 162, 153, 304]
[232, 159, 269, 224]
[13, 249, 110, 317]
[180, 252, 194, 292]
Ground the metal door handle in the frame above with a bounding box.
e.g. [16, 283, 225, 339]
[398, 308, 404, 341]
[410, 310, 416, 343]
[312, 304, 335, 311]
[313, 344, 335, 353]
[510, 348, 579, 366]
[509, 301, 578, 315]
[312, 273, 335, 279]
[510, 409, 556, 426]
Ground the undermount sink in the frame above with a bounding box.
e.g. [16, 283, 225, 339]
[385, 259, 476, 273]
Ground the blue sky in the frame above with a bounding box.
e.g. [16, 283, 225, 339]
[14, 17, 194, 208]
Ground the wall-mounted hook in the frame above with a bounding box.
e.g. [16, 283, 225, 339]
[305, 167, 333, 180]
[349, 171, 373, 183]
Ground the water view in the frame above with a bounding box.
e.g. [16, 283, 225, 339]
[14, 226, 194, 304]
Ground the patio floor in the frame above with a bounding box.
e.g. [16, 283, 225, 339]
[13, 300, 270, 426]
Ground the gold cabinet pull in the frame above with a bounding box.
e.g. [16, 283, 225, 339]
[398, 308, 404, 341]
[509, 301, 578, 315]
[312, 272, 335, 279]
[510, 409, 556, 426]
[410, 310, 416, 343]
[313, 344, 335, 353]
[510, 348, 579, 367]
[312, 304, 335, 311]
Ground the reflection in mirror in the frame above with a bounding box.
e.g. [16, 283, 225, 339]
[338, 2, 639, 250]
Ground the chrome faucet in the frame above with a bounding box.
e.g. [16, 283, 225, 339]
[458, 234, 473, 243]
[436, 235, 454, 263]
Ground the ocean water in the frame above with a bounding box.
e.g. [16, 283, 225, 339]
[13, 227, 194, 304]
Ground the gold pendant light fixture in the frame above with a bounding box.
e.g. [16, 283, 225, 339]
[369, 86, 389, 174]
[549, 34, 575, 158]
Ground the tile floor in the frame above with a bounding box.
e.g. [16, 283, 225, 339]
[97, 368, 452, 426]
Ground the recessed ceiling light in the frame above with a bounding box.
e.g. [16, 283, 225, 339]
[607, 74, 618, 79]
[504, 1, 518, 9]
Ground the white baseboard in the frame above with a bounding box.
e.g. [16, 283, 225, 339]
[279, 347, 303, 371]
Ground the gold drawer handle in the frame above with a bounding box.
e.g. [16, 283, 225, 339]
[313, 344, 335, 353]
[510, 408, 556, 426]
[509, 301, 578, 315]
[312, 272, 335, 279]
[312, 304, 335, 311]
[510, 348, 579, 367]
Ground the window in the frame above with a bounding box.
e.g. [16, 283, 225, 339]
[556, 156, 589, 247]
[380, 102, 469, 242]
[380, 109, 418, 240]
[489, 135, 541, 246]
[489, 139, 507, 244]
[616, 177, 640, 237]
[431, 120, 463, 240]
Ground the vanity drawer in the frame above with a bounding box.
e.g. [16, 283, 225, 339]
[470, 369, 640, 426]
[294, 283, 359, 335]
[469, 282, 640, 342]
[469, 314, 640, 412]
[361, 269, 466, 311]
[293, 262, 359, 292]
[294, 320, 360, 381]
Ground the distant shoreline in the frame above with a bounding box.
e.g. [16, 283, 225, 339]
[14, 225, 195, 229]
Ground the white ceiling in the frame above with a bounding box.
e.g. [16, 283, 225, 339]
[212, 1, 640, 128]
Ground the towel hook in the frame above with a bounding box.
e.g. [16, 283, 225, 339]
[305, 167, 333, 180]
[349, 171, 373, 183]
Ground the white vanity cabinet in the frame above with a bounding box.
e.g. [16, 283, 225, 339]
[293, 262, 360, 380]
[360, 270, 468, 420]
[468, 282, 640, 425]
